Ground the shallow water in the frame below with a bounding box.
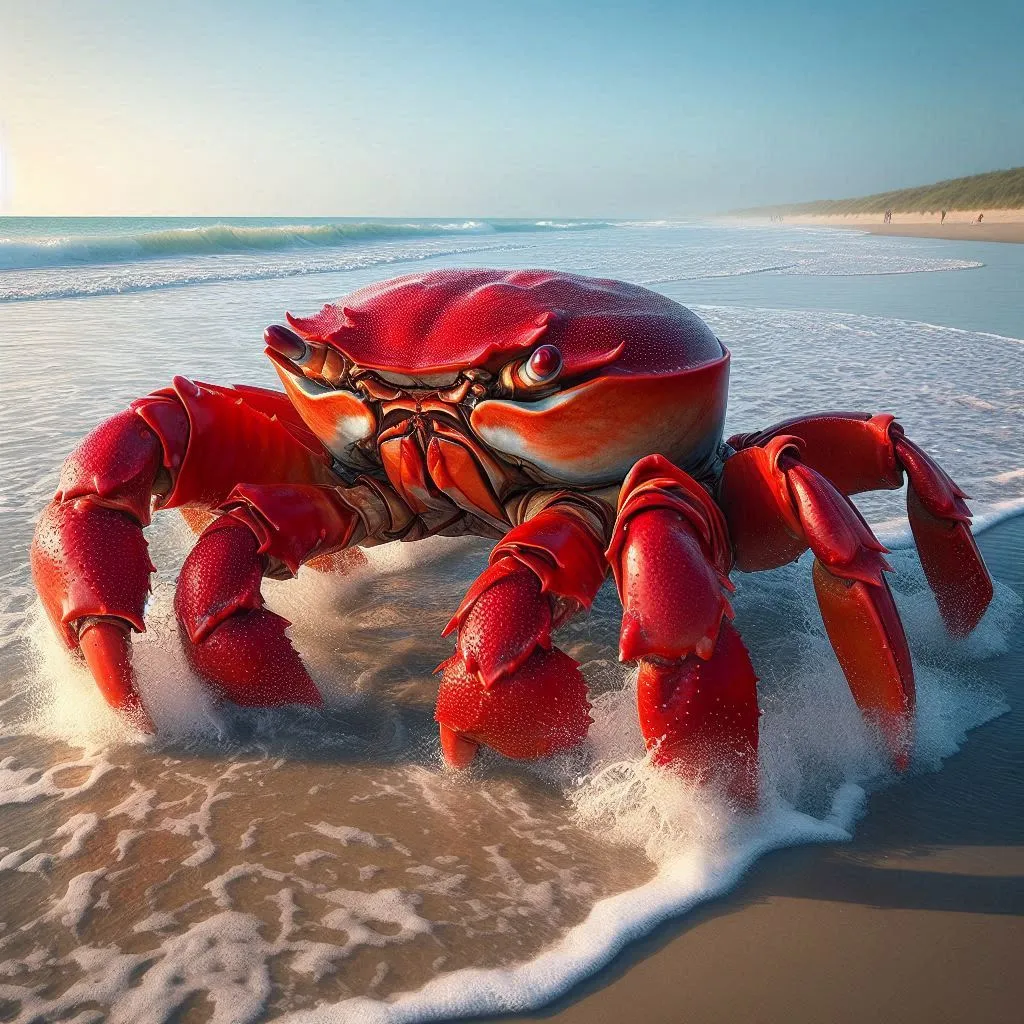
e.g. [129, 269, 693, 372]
[0, 220, 1021, 1023]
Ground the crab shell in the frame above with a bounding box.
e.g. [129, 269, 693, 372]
[277, 269, 730, 486]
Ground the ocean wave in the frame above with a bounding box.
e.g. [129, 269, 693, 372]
[639, 257, 983, 285]
[0, 242, 512, 302]
[0, 218, 613, 272]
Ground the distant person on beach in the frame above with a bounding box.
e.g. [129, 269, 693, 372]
[976, 212, 984, 224]
[941, 209, 947, 223]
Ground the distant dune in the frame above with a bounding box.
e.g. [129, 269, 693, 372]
[736, 167, 1024, 217]
[732, 167, 1024, 243]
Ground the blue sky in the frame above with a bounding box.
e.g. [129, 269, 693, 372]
[1, 0, 1021, 215]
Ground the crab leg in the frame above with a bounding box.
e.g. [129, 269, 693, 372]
[31, 404, 186, 731]
[607, 455, 760, 806]
[729, 412, 993, 638]
[720, 436, 915, 767]
[30, 378, 341, 729]
[435, 497, 609, 767]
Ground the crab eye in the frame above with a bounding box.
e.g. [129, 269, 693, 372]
[498, 344, 563, 398]
[523, 344, 562, 385]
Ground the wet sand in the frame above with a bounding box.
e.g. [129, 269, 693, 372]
[768, 210, 1024, 244]
[846, 221, 1021, 244]
[484, 516, 1024, 1024]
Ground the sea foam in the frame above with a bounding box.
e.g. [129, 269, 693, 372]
[279, 522, 1018, 1023]
[4, 511, 1017, 1024]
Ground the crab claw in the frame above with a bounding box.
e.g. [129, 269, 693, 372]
[440, 558, 554, 688]
[609, 456, 759, 806]
[29, 407, 167, 728]
[174, 517, 324, 708]
[438, 724, 480, 770]
[435, 499, 608, 768]
[435, 645, 592, 765]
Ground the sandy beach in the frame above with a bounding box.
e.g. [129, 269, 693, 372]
[486, 516, 1024, 1024]
[768, 209, 1024, 244]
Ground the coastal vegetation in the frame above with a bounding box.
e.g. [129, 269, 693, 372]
[740, 166, 1024, 215]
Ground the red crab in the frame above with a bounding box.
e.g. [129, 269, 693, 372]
[31, 269, 993, 803]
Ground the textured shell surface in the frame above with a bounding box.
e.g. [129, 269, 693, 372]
[285, 268, 726, 379]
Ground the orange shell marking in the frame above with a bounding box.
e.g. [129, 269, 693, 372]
[471, 351, 730, 484]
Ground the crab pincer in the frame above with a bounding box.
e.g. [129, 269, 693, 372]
[435, 502, 607, 768]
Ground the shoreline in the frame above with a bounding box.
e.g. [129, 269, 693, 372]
[862, 221, 1023, 243]
[736, 208, 1024, 243]
[476, 514, 1024, 1024]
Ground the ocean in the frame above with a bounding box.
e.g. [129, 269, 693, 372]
[0, 217, 1021, 1023]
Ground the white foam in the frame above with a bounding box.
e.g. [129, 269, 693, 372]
[0, 750, 114, 807]
[107, 911, 275, 1024]
[2, 540, 1018, 1024]
[47, 868, 107, 932]
[319, 887, 433, 949]
[309, 822, 381, 848]
[275, 532, 1019, 1024]
[279, 799, 857, 1024]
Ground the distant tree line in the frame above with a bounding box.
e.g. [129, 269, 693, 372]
[737, 166, 1024, 215]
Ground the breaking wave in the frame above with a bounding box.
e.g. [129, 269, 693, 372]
[0, 218, 614, 272]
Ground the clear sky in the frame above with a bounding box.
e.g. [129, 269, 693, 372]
[1, 0, 1022, 216]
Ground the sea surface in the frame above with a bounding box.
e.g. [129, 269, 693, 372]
[0, 217, 1021, 1023]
